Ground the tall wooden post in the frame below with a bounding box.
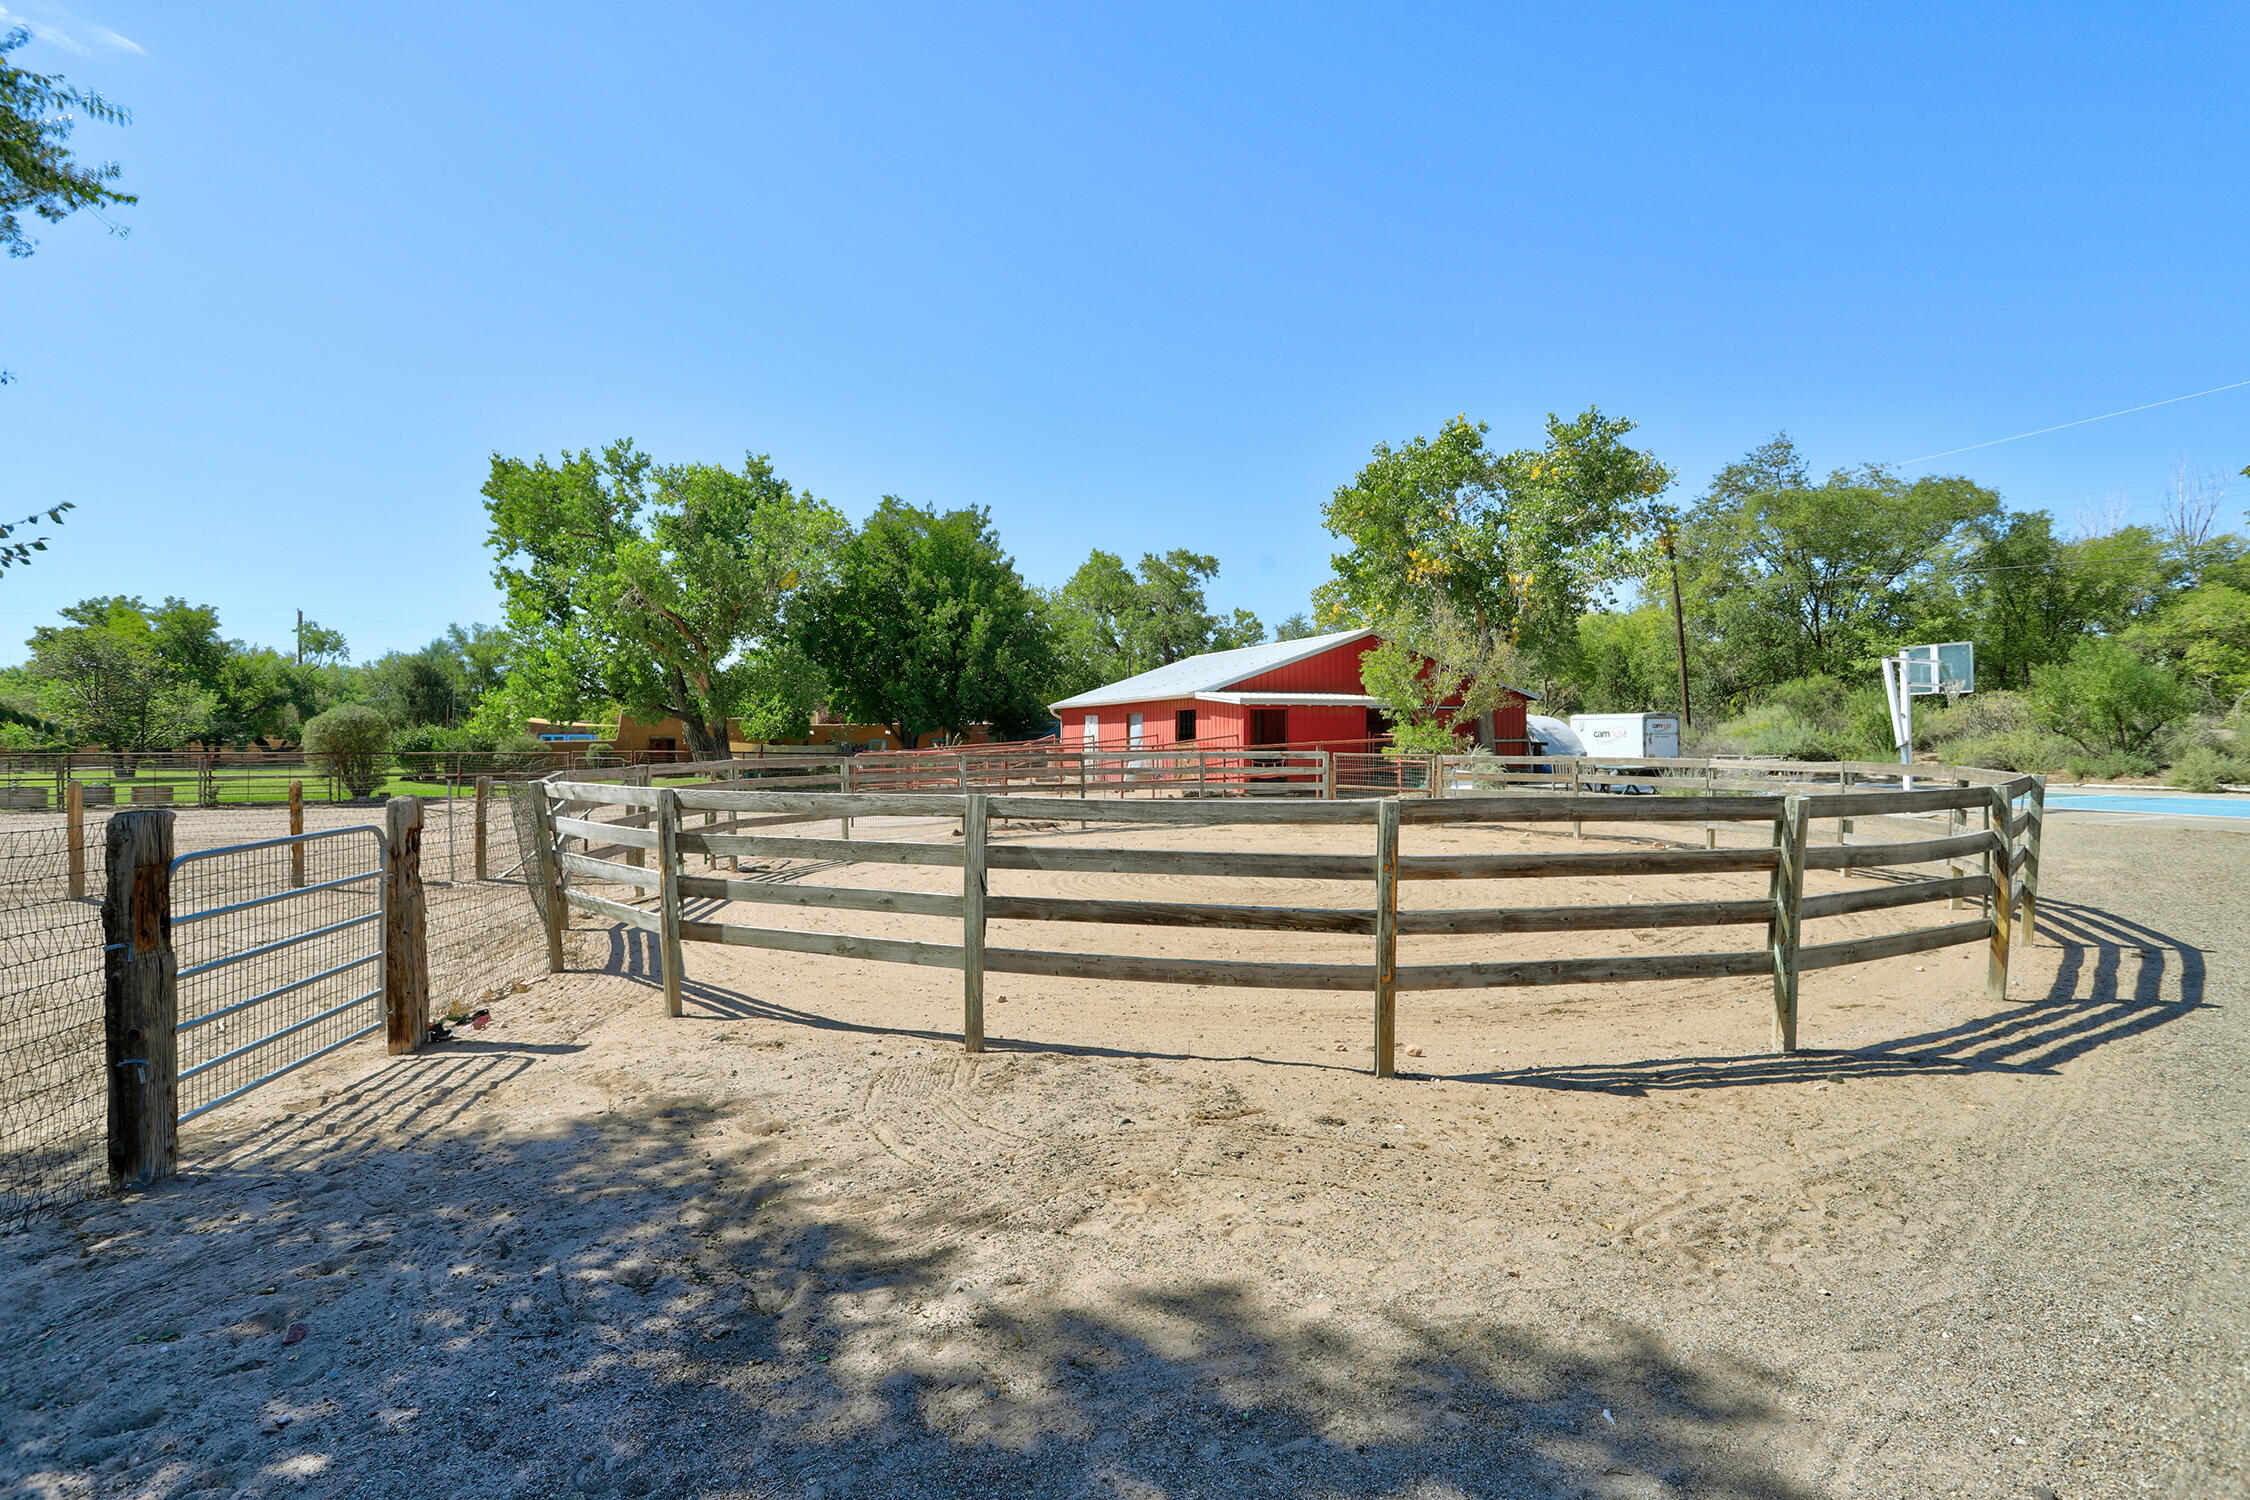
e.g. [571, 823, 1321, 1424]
[1703, 764, 1718, 849]
[1372, 798, 1401, 1077]
[962, 792, 988, 1053]
[840, 759, 853, 842]
[65, 779, 85, 900]
[1768, 795, 1809, 1053]
[288, 779, 305, 888]
[1320, 751, 1334, 800]
[383, 797, 430, 1055]
[1987, 784, 2014, 1003]
[2017, 777, 2045, 945]
[624, 766, 649, 869]
[1570, 757, 1583, 839]
[655, 787, 685, 1018]
[530, 786, 567, 972]
[472, 775, 490, 881]
[103, 809, 177, 1189]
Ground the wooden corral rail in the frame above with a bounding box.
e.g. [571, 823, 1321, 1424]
[530, 761, 2046, 1076]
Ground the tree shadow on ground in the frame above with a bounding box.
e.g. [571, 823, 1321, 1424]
[1462, 895, 2205, 1097]
[7, 1067, 1818, 1500]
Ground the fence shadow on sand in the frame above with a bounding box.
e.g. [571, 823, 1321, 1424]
[1471, 896, 2204, 1097]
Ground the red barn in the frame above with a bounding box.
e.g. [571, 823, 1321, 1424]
[1048, 628, 1535, 753]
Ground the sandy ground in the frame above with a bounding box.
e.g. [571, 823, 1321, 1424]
[1, 809, 2243, 1500]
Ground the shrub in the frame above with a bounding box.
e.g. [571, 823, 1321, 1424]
[2029, 638, 2193, 756]
[303, 704, 391, 798]
[2167, 744, 2250, 792]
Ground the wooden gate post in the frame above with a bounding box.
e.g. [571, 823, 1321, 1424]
[962, 792, 988, 1053]
[530, 784, 567, 972]
[473, 775, 491, 881]
[1768, 795, 1810, 1053]
[287, 779, 305, 888]
[2017, 777, 2045, 945]
[1986, 784, 2015, 1003]
[1372, 797, 1401, 1077]
[65, 779, 85, 900]
[383, 797, 430, 1055]
[103, 808, 177, 1189]
[656, 787, 684, 1018]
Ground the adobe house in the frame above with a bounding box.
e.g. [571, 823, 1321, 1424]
[1049, 628, 1534, 753]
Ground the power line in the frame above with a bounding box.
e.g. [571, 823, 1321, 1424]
[1897, 377, 2250, 466]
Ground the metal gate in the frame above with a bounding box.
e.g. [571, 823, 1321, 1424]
[171, 826, 387, 1122]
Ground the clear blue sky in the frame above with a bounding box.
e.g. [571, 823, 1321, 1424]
[5, 1, 2246, 666]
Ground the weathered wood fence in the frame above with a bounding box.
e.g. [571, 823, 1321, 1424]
[531, 762, 2046, 1075]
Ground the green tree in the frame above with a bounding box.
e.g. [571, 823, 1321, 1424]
[484, 441, 846, 756]
[1046, 549, 1263, 697]
[0, 503, 70, 574]
[1677, 435, 2000, 693]
[800, 500, 1055, 748]
[29, 601, 212, 765]
[303, 704, 391, 798]
[1273, 612, 1320, 642]
[2028, 638, 2192, 756]
[0, 28, 133, 258]
[1358, 600, 1526, 752]
[1319, 409, 1671, 682]
[1565, 606, 1686, 714]
[2130, 582, 2250, 712]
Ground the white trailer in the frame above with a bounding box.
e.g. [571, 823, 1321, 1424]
[1568, 712, 1681, 760]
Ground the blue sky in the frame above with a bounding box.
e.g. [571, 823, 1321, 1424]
[4, 1, 2246, 666]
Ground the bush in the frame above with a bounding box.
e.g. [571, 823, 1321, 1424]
[303, 704, 391, 798]
[2030, 638, 2193, 756]
[1928, 726, 2079, 774]
[2167, 744, 2250, 792]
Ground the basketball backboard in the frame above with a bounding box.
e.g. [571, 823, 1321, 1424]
[1899, 641, 1974, 696]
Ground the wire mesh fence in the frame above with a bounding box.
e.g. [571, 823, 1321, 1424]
[0, 813, 111, 1231]
[0, 790, 554, 1229]
[172, 827, 387, 1122]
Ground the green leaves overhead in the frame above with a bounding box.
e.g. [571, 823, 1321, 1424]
[0, 28, 135, 258]
[482, 441, 846, 755]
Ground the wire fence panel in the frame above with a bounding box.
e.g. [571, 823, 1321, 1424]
[172, 827, 386, 1122]
[426, 785, 552, 1017]
[0, 814, 110, 1230]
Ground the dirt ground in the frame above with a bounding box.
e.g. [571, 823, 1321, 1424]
[2, 808, 2243, 1500]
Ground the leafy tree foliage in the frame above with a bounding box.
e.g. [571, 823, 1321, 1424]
[1272, 612, 1320, 642]
[302, 704, 391, 798]
[1675, 435, 2001, 694]
[800, 500, 1055, 748]
[1045, 549, 1263, 697]
[484, 441, 845, 756]
[0, 503, 69, 574]
[2029, 637, 2194, 756]
[0, 28, 134, 257]
[28, 599, 212, 762]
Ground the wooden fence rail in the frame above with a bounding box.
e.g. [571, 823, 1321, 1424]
[532, 764, 2046, 1076]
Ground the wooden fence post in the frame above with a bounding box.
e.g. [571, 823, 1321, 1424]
[962, 791, 988, 1053]
[1947, 790, 1966, 909]
[65, 779, 85, 900]
[1570, 757, 1583, 839]
[472, 775, 490, 881]
[1768, 795, 1809, 1053]
[1703, 765, 1718, 849]
[2018, 777, 2045, 945]
[1320, 751, 1335, 800]
[287, 779, 305, 888]
[103, 808, 177, 1189]
[529, 783, 567, 974]
[1987, 784, 2014, 1003]
[840, 759, 853, 841]
[1372, 797, 1401, 1077]
[624, 766, 649, 869]
[656, 787, 684, 1018]
[383, 797, 430, 1055]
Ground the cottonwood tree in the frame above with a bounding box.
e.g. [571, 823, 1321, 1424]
[484, 442, 846, 756]
[800, 500, 1055, 749]
[1, 28, 134, 257]
[30, 600, 212, 767]
[1319, 408, 1672, 733]
[1045, 549, 1263, 697]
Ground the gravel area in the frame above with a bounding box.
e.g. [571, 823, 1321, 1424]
[0, 814, 2240, 1499]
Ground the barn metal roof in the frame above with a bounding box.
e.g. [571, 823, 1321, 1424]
[1048, 629, 1376, 711]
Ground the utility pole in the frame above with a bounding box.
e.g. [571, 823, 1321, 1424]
[1662, 529, 1692, 726]
[295, 608, 303, 667]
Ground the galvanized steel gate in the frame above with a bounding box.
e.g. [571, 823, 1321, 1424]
[170, 825, 387, 1122]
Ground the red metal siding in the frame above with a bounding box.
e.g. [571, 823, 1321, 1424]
[1229, 635, 1381, 695]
